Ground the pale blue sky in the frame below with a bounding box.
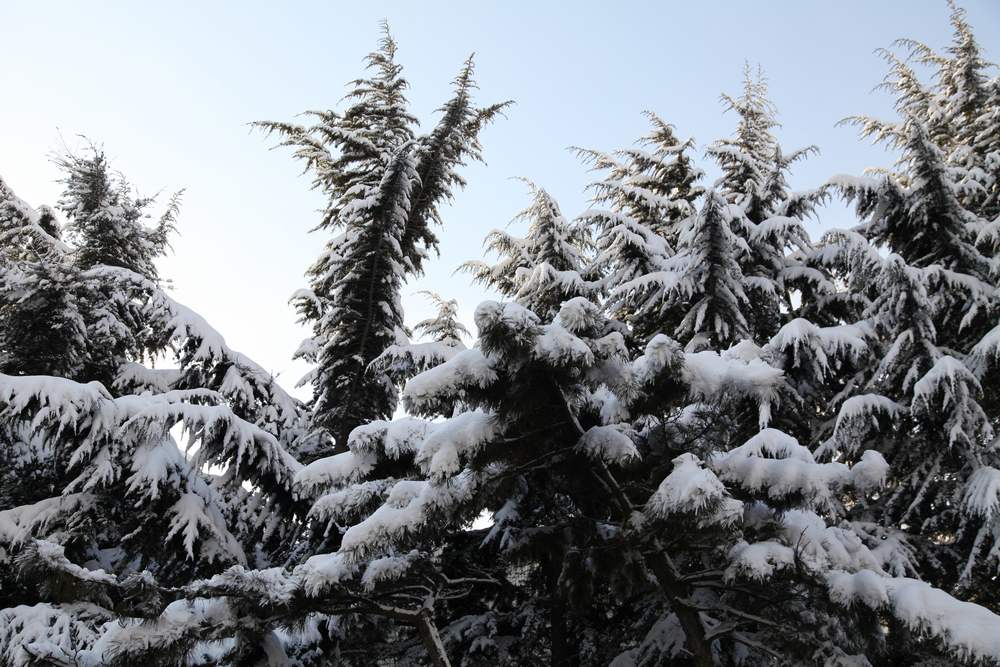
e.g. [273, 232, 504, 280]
[2, 1, 997, 396]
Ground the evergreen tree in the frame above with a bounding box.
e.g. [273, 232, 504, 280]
[707, 65, 819, 342]
[463, 179, 589, 321]
[373, 291, 470, 390]
[150, 297, 989, 667]
[56, 148, 176, 281]
[665, 190, 751, 350]
[0, 170, 309, 664]
[575, 113, 704, 345]
[823, 11, 1000, 599]
[413, 291, 469, 346]
[848, 1, 999, 221]
[258, 26, 507, 455]
[6, 8, 1000, 666]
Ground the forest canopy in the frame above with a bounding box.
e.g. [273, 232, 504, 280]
[2, 4, 1000, 666]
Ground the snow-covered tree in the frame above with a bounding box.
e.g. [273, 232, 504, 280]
[575, 113, 704, 345]
[374, 291, 470, 388]
[55, 147, 176, 281]
[820, 8, 1000, 603]
[463, 179, 589, 322]
[846, 1, 999, 222]
[258, 26, 508, 455]
[707, 65, 820, 342]
[4, 8, 1000, 665]
[0, 160, 309, 663]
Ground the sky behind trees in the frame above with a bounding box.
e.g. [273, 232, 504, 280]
[2, 0, 998, 397]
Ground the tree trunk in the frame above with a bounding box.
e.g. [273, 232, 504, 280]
[548, 560, 570, 667]
[413, 609, 451, 667]
[645, 548, 715, 667]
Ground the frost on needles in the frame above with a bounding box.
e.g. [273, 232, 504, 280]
[3, 7, 1000, 667]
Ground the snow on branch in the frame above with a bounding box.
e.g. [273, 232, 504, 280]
[710, 429, 888, 505]
[826, 570, 1000, 663]
[645, 453, 741, 526]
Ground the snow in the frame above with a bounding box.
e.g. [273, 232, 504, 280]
[968, 321, 1000, 377]
[964, 466, 1000, 518]
[0, 493, 94, 545]
[375, 340, 464, 378]
[910, 355, 991, 447]
[0, 373, 288, 563]
[729, 509, 889, 581]
[533, 323, 594, 366]
[114, 362, 182, 394]
[727, 541, 795, 580]
[295, 450, 377, 496]
[631, 334, 685, 386]
[299, 552, 359, 595]
[832, 394, 906, 444]
[646, 453, 741, 526]
[609, 613, 686, 666]
[711, 429, 887, 504]
[347, 417, 432, 459]
[473, 299, 540, 336]
[827, 571, 1000, 662]
[83, 597, 234, 665]
[339, 474, 476, 559]
[360, 551, 420, 591]
[403, 348, 497, 413]
[0, 603, 110, 667]
[576, 425, 639, 464]
[515, 263, 586, 301]
[415, 410, 498, 480]
[912, 355, 979, 412]
[309, 478, 396, 524]
[766, 318, 868, 372]
[683, 350, 784, 427]
[195, 565, 299, 606]
[30, 540, 117, 586]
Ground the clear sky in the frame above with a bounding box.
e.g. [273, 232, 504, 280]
[2, 1, 998, 398]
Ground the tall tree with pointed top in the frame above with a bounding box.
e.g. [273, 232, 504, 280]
[55, 148, 176, 282]
[463, 179, 589, 322]
[708, 65, 818, 342]
[668, 190, 751, 349]
[257, 26, 508, 454]
[575, 113, 704, 344]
